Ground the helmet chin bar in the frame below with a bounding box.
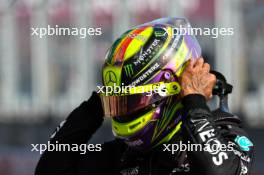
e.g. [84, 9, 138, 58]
[210, 70, 233, 112]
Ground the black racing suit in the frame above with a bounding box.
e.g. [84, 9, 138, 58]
[35, 92, 254, 175]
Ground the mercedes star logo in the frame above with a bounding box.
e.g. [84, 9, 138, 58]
[105, 71, 117, 86]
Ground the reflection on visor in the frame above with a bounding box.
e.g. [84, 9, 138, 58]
[100, 82, 181, 117]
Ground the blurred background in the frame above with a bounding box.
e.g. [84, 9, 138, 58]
[0, 0, 263, 174]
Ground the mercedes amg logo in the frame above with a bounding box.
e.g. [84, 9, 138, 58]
[105, 71, 117, 86]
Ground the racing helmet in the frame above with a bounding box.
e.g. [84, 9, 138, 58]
[100, 17, 201, 151]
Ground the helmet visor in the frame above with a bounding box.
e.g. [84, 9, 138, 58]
[99, 81, 181, 117]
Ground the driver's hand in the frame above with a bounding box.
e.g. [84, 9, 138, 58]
[179, 58, 216, 101]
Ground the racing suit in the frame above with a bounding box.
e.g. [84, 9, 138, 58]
[35, 92, 254, 175]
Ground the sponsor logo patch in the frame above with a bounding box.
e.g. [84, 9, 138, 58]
[120, 166, 139, 175]
[234, 136, 253, 152]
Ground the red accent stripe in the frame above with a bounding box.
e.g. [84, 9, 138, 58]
[114, 26, 147, 62]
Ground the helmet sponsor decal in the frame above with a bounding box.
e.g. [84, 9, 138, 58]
[103, 65, 122, 86]
[130, 62, 160, 86]
[124, 64, 134, 78]
[133, 39, 161, 66]
[104, 71, 118, 86]
[154, 27, 168, 37]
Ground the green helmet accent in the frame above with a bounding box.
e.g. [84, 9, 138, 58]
[112, 107, 156, 137]
[153, 121, 182, 148]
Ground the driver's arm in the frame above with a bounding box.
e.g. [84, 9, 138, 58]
[35, 92, 104, 175]
[179, 58, 254, 175]
[181, 94, 253, 175]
